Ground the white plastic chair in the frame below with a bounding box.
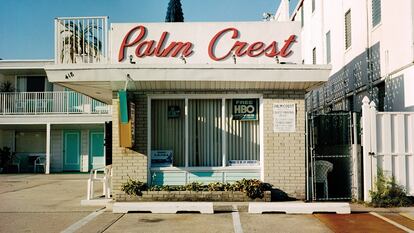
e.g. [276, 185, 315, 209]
[87, 165, 112, 200]
[315, 160, 333, 199]
[34, 156, 46, 173]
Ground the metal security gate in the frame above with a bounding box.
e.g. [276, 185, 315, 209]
[306, 112, 361, 201]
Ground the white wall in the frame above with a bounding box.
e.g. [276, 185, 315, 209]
[292, 0, 414, 111]
[51, 130, 63, 172]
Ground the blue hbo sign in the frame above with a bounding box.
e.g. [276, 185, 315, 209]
[232, 99, 258, 121]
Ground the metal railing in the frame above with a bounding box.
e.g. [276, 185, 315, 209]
[55, 16, 108, 64]
[0, 91, 111, 115]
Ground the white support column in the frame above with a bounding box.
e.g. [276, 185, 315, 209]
[259, 96, 264, 181]
[185, 98, 189, 168]
[361, 96, 372, 201]
[221, 98, 226, 167]
[46, 123, 51, 174]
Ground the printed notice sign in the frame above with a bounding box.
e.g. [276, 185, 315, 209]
[273, 103, 296, 132]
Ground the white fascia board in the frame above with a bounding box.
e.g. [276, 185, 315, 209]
[0, 60, 54, 70]
[45, 63, 331, 83]
[0, 115, 111, 125]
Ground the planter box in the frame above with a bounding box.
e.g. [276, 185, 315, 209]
[115, 191, 271, 202]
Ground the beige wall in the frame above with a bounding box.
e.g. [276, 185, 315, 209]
[112, 97, 148, 200]
[112, 90, 306, 199]
[263, 91, 306, 198]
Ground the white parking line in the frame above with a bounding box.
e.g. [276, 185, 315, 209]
[370, 212, 414, 233]
[61, 208, 106, 233]
[232, 205, 243, 233]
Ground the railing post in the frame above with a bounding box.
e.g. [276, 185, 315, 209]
[361, 96, 372, 201]
[2, 94, 5, 115]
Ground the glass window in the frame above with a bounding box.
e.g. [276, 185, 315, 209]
[372, 0, 381, 27]
[151, 99, 185, 167]
[188, 99, 222, 167]
[301, 6, 304, 27]
[151, 97, 261, 168]
[345, 10, 352, 49]
[312, 0, 315, 12]
[326, 31, 331, 63]
[225, 100, 260, 163]
[312, 47, 316, 64]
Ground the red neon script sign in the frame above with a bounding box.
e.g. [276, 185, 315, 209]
[118, 25, 297, 62]
[118, 25, 194, 61]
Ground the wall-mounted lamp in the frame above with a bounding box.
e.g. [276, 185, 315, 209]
[180, 55, 187, 64]
[129, 55, 136, 64]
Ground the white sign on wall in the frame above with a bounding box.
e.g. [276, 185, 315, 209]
[273, 103, 296, 132]
[111, 21, 301, 64]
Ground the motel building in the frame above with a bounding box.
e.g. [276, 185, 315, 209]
[0, 14, 335, 201]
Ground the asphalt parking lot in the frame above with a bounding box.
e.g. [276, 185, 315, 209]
[0, 174, 413, 233]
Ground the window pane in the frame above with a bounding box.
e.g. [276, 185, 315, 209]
[151, 99, 185, 167]
[225, 99, 260, 163]
[372, 0, 381, 27]
[188, 99, 222, 167]
[26, 76, 45, 92]
[326, 31, 331, 63]
[345, 10, 352, 49]
[312, 0, 315, 12]
[312, 47, 316, 64]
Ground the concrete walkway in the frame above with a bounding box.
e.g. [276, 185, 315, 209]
[0, 174, 414, 233]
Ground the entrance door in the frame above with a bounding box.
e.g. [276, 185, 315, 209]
[63, 131, 81, 171]
[89, 130, 105, 169]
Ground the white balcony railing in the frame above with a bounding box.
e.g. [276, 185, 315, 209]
[0, 91, 111, 115]
[55, 16, 108, 64]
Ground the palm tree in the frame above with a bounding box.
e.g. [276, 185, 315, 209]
[165, 0, 184, 22]
[60, 21, 102, 63]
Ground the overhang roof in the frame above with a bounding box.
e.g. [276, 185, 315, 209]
[45, 63, 331, 104]
[0, 60, 54, 75]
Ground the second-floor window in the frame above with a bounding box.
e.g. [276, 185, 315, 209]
[312, 0, 315, 13]
[345, 10, 352, 49]
[16, 76, 53, 92]
[372, 0, 381, 27]
[312, 47, 316, 64]
[326, 31, 331, 63]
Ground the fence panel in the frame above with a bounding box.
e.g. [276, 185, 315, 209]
[362, 96, 414, 201]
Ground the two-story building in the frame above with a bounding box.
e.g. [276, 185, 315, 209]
[0, 59, 112, 173]
[33, 15, 333, 200]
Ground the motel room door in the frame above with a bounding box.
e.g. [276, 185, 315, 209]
[89, 130, 105, 170]
[63, 131, 81, 171]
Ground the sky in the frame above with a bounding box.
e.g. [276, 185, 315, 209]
[0, 0, 299, 60]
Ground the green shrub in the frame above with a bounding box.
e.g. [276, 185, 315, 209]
[121, 177, 148, 196]
[369, 170, 413, 207]
[121, 178, 273, 199]
[184, 182, 205, 191]
[208, 182, 232, 191]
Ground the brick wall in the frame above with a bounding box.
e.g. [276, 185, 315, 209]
[263, 91, 306, 199]
[112, 97, 148, 199]
[111, 90, 306, 200]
